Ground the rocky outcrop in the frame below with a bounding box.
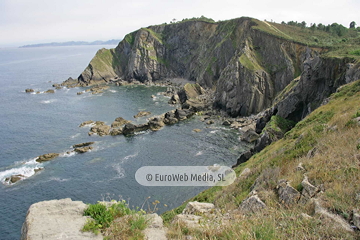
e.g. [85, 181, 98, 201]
[5, 174, 25, 184]
[111, 117, 130, 127]
[36, 153, 60, 163]
[134, 111, 151, 118]
[79, 120, 94, 127]
[74, 146, 93, 153]
[21, 198, 102, 240]
[143, 213, 168, 240]
[239, 194, 267, 214]
[44, 89, 55, 94]
[72, 142, 94, 148]
[25, 88, 34, 93]
[88, 122, 111, 136]
[276, 179, 301, 207]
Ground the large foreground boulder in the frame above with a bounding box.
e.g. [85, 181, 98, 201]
[21, 198, 102, 240]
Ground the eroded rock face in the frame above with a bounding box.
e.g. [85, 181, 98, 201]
[21, 198, 103, 240]
[36, 153, 60, 163]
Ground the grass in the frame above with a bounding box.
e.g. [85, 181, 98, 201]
[163, 79, 360, 239]
[239, 53, 263, 72]
[82, 200, 148, 239]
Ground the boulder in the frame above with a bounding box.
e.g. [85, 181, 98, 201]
[74, 146, 93, 153]
[134, 111, 151, 118]
[206, 120, 214, 125]
[79, 120, 94, 127]
[242, 129, 260, 143]
[177, 83, 204, 104]
[25, 88, 34, 93]
[174, 108, 194, 120]
[239, 194, 267, 214]
[5, 174, 25, 184]
[163, 110, 178, 125]
[276, 179, 301, 206]
[72, 142, 94, 148]
[77, 92, 83, 95]
[299, 176, 320, 204]
[143, 213, 167, 240]
[36, 153, 60, 163]
[193, 129, 202, 133]
[45, 89, 55, 94]
[21, 198, 103, 240]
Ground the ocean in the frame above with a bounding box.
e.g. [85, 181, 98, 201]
[0, 45, 249, 239]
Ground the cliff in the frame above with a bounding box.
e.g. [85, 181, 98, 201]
[73, 17, 360, 121]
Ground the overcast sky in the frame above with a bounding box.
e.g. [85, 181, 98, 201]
[1, 0, 359, 47]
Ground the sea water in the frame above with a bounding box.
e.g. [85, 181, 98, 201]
[0, 45, 250, 239]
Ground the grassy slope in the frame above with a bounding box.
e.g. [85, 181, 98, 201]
[252, 19, 360, 60]
[163, 80, 360, 239]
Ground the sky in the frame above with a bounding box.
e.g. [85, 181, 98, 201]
[1, 0, 359, 47]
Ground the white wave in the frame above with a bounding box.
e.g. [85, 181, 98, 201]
[41, 99, 57, 104]
[210, 130, 219, 134]
[109, 90, 117, 93]
[195, 151, 203, 156]
[70, 133, 81, 139]
[122, 152, 138, 162]
[112, 164, 126, 179]
[0, 157, 43, 184]
[48, 177, 69, 182]
[60, 151, 76, 157]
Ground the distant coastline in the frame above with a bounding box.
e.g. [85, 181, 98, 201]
[19, 39, 121, 48]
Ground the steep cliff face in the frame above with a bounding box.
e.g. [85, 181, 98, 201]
[76, 17, 360, 119]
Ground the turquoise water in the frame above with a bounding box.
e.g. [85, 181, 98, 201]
[0, 45, 250, 239]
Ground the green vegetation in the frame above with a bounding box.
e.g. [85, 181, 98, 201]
[263, 115, 296, 140]
[239, 54, 262, 71]
[252, 19, 360, 60]
[142, 28, 163, 44]
[83, 200, 147, 238]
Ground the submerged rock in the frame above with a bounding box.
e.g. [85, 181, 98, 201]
[45, 89, 55, 94]
[122, 123, 150, 136]
[36, 153, 60, 163]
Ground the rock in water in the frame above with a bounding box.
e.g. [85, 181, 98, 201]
[25, 88, 34, 93]
[21, 198, 103, 240]
[72, 142, 95, 148]
[79, 120, 94, 127]
[44, 89, 55, 93]
[111, 117, 130, 127]
[5, 174, 25, 184]
[74, 146, 93, 153]
[134, 111, 151, 118]
[36, 153, 60, 163]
